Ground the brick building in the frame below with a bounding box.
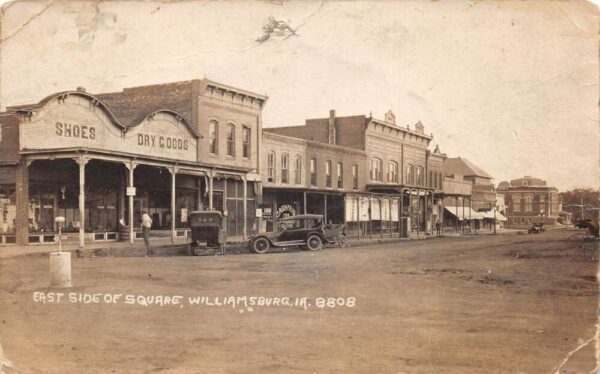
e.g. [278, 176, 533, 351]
[0, 79, 267, 246]
[497, 176, 560, 227]
[265, 110, 439, 237]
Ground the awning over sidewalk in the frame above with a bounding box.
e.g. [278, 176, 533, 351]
[478, 210, 508, 221]
[444, 206, 484, 221]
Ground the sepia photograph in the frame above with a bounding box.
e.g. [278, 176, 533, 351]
[0, 0, 598, 372]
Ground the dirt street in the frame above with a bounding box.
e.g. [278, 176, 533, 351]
[0, 230, 597, 373]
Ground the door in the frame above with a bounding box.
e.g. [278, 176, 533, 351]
[40, 198, 55, 232]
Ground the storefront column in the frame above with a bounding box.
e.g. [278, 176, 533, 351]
[15, 160, 30, 246]
[408, 189, 413, 235]
[243, 175, 247, 240]
[455, 197, 459, 232]
[379, 196, 383, 239]
[303, 192, 307, 214]
[77, 154, 89, 249]
[462, 197, 465, 233]
[324, 194, 328, 224]
[170, 166, 177, 244]
[468, 198, 472, 232]
[440, 195, 445, 235]
[126, 162, 136, 245]
[399, 191, 404, 238]
[356, 195, 361, 239]
[416, 189, 420, 237]
[208, 170, 214, 210]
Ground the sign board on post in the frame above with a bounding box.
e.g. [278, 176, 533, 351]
[255, 208, 263, 218]
[126, 187, 136, 196]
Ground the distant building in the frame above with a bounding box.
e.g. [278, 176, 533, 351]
[497, 176, 560, 227]
[443, 157, 496, 211]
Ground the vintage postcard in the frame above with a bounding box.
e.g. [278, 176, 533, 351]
[0, 0, 598, 373]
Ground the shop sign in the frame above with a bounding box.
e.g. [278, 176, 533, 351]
[276, 204, 297, 219]
[255, 208, 263, 218]
[126, 187, 136, 196]
[20, 94, 198, 162]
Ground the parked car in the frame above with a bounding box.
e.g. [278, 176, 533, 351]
[248, 214, 347, 254]
[187, 210, 226, 255]
[528, 223, 546, 234]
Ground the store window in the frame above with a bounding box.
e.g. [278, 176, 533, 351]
[325, 160, 332, 187]
[417, 167, 424, 186]
[267, 151, 276, 183]
[370, 158, 382, 181]
[388, 161, 398, 183]
[281, 153, 289, 184]
[406, 164, 414, 185]
[310, 158, 317, 186]
[294, 155, 302, 184]
[208, 120, 218, 155]
[0, 184, 17, 234]
[226, 123, 235, 156]
[337, 162, 343, 189]
[242, 126, 250, 159]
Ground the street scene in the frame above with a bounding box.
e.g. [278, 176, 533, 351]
[0, 230, 598, 373]
[0, 0, 598, 373]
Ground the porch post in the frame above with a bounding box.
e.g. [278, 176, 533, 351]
[171, 166, 176, 244]
[416, 188, 420, 237]
[208, 170, 214, 210]
[440, 195, 445, 235]
[455, 197, 459, 232]
[15, 159, 30, 246]
[400, 190, 404, 238]
[127, 161, 136, 245]
[468, 197, 472, 232]
[379, 196, 383, 239]
[303, 191, 307, 214]
[408, 189, 412, 236]
[369, 194, 372, 239]
[356, 195, 360, 240]
[324, 194, 327, 223]
[462, 197, 465, 233]
[77, 154, 88, 249]
[389, 196, 392, 238]
[243, 175, 247, 240]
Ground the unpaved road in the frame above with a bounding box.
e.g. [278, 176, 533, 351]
[0, 230, 597, 373]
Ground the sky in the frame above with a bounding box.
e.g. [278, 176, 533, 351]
[0, 0, 598, 191]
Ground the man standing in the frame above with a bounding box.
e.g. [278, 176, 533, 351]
[141, 211, 153, 256]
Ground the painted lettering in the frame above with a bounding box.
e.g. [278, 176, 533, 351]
[56, 122, 63, 136]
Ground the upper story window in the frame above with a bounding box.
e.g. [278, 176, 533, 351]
[208, 121, 218, 155]
[310, 158, 317, 186]
[267, 151, 275, 183]
[294, 155, 302, 184]
[417, 167, 424, 186]
[432, 172, 437, 189]
[388, 161, 398, 183]
[524, 194, 532, 203]
[226, 124, 235, 156]
[438, 172, 443, 189]
[512, 193, 521, 202]
[406, 164, 414, 185]
[337, 162, 343, 189]
[325, 160, 332, 187]
[352, 164, 359, 190]
[370, 158, 383, 182]
[281, 153, 289, 184]
[428, 171, 433, 187]
[242, 126, 250, 158]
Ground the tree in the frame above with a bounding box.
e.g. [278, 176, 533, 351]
[560, 188, 600, 221]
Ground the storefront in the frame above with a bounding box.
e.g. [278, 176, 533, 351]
[0, 90, 259, 246]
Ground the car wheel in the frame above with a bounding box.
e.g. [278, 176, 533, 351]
[252, 237, 271, 254]
[306, 235, 323, 251]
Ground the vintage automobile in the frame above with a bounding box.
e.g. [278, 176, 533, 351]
[187, 210, 226, 255]
[528, 223, 546, 234]
[248, 214, 347, 254]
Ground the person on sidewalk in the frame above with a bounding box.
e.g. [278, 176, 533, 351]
[141, 211, 153, 256]
[435, 221, 441, 236]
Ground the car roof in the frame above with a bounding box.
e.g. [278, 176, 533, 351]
[278, 214, 323, 221]
[190, 210, 223, 217]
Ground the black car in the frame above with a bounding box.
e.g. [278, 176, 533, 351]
[248, 214, 346, 254]
[187, 211, 226, 255]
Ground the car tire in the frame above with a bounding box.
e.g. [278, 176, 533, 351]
[306, 234, 323, 251]
[252, 237, 271, 254]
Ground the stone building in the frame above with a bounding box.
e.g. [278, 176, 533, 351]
[0, 79, 267, 246]
[497, 176, 560, 227]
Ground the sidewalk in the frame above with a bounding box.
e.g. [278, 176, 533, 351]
[0, 228, 525, 259]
